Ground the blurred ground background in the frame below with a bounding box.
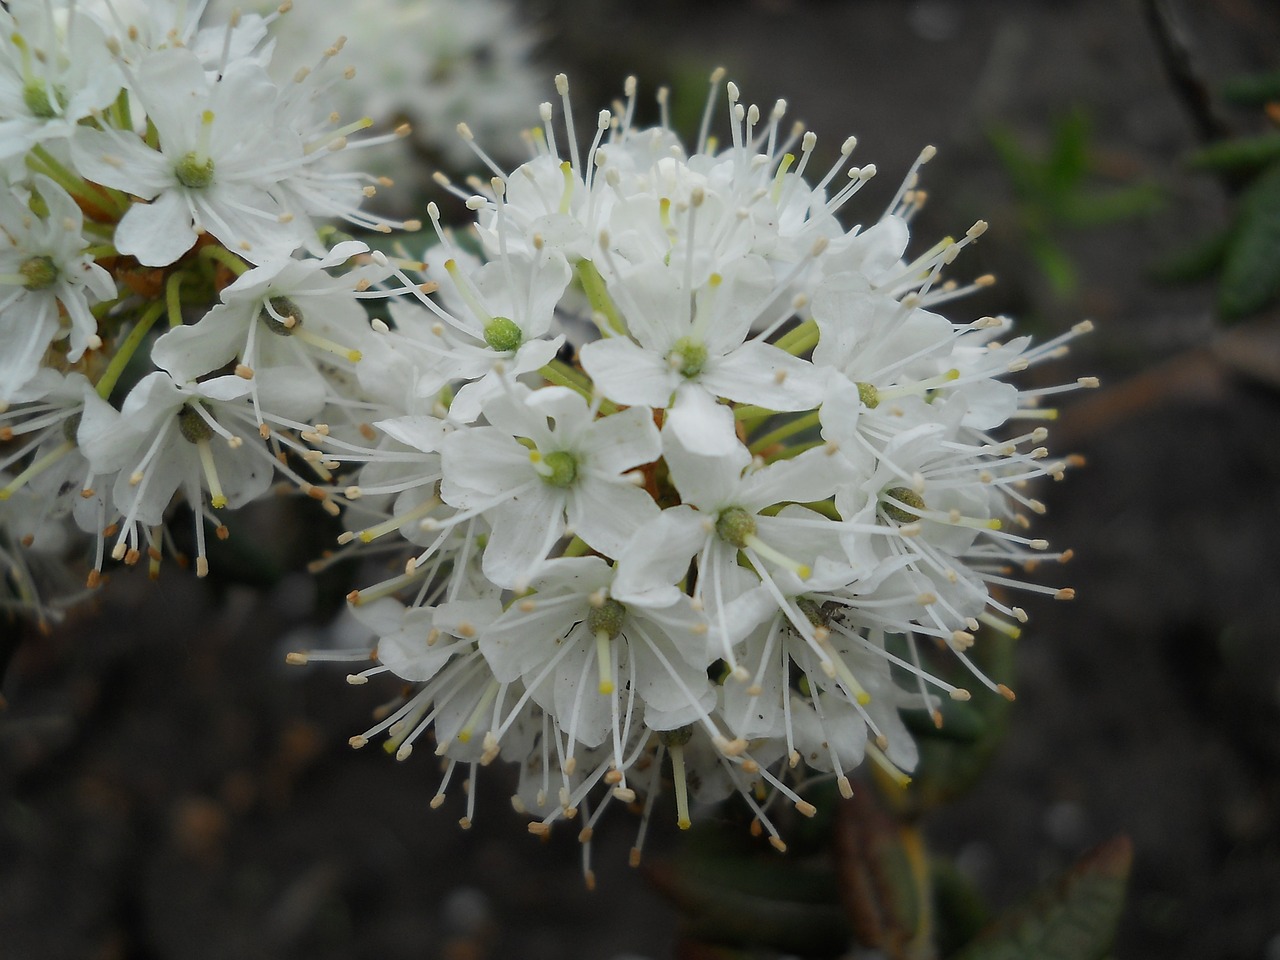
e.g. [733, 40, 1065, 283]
[3, 0, 1280, 957]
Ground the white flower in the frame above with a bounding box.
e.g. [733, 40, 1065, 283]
[579, 255, 824, 454]
[205, 0, 544, 173]
[0, 1, 124, 159]
[151, 242, 390, 440]
[478, 557, 714, 762]
[612, 424, 851, 668]
[70, 49, 311, 265]
[79, 0, 274, 69]
[77, 371, 299, 575]
[369, 246, 571, 422]
[439, 383, 661, 587]
[0, 176, 116, 401]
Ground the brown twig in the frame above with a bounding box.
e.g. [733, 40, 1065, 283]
[1142, 0, 1234, 146]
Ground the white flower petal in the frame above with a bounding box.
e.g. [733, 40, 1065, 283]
[578, 337, 677, 408]
[114, 190, 198, 267]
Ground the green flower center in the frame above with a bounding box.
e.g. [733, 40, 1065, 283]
[483, 316, 523, 352]
[857, 381, 880, 408]
[586, 598, 627, 640]
[263, 296, 303, 335]
[540, 450, 578, 488]
[659, 724, 694, 747]
[715, 506, 757, 548]
[175, 151, 215, 189]
[19, 255, 58, 291]
[882, 486, 927, 524]
[796, 597, 834, 629]
[667, 336, 708, 378]
[178, 406, 214, 444]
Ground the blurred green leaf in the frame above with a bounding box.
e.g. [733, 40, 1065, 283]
[950, 837, 1133, 960]
[648, 831, 849, 956]
[884, 628, 1016, 817]
[988, 127, 1045, 199]
[1221, 70, 1280, 106]
[1057, 184, 1164, 227]
[1149, 226, 1232, 283]
[1186, 133, 1280, 176]
[1219, 162, 1280, 319]
[931, 859, 992, 957]
[1045, 109, 1090, 197]
[989, 110, 1161, 298]
[1029, 233, 1078, 295]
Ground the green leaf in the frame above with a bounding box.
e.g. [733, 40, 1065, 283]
[988, 125, 1045, 199]
[1221, 70, 1280, 106]
[1029, 233, 1078, 296]
[932, 859, 992, 957]
[882, 628, 1017, 816]
[1219, 162, 1280, 319]
[1149, 227, 1232, 284]
[1056, 184, 1163, 227]
[1046, 109, 1091, 196]
[1186, 133, 1280, 176]
[950, 837, 1133, 960]
[647, 833, 850, 956]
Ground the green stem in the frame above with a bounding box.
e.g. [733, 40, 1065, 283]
[199, 244, 251, 276]
[539, 359, 592, 398]
[110, 87, 132, 132]
[95, 300, 165, 400]
[575, 259, 626, 336]
[749, 409, 820, 454]
[30, 145, 125, 217]
[165, 272, 184, 328]
[84, 244, 118, 259]
[773, 318, 819, 356]
[538, 359, 619, 414]
[27, 145, 86, 204]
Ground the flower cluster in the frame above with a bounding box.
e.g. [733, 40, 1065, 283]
[0, 0, 1090, 875]
[206, 0, 544, 177]
[286, 72, 1093, 874]
[0, 0, 416, 597]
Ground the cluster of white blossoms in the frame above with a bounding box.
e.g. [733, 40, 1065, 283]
[0, 0, 1090, 873]
[284, 72, 1093, 875]
[0, 0, 413, 592]
[206, 0, 544, 176]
